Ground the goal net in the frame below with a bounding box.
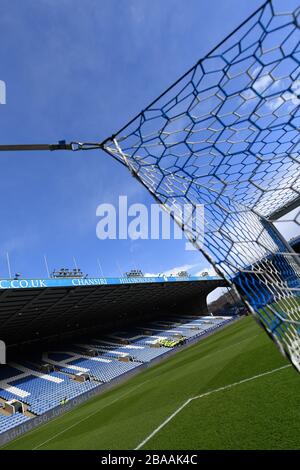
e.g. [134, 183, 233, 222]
[103, 0, 300, 371]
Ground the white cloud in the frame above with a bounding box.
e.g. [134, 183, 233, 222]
[194, 266, 217, 277]
[144, 263, 200, 277]
[253, 74, 273, 94]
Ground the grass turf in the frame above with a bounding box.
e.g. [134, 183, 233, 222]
[2, 316, 300, 450]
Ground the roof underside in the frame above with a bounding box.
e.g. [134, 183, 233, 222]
[0, 278, 226, 347]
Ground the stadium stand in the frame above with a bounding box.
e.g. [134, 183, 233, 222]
[0, 413, 31, 433]
[0, 314, 234, 436]
[0, 274, 233, 445]
[65, 358, 140, 383]
[0, 276, 226, 347]
[90, 341, 171, 362]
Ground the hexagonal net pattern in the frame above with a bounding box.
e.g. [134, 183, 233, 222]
[103, 0, 300, 370]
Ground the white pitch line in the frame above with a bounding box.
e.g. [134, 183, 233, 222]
[32, 380, 148, 450]
[135, 364, 291, 450]
[33, 333, 258, 449]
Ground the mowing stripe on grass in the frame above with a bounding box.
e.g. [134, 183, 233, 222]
[33, 332, 258, 450]
[32, 380, 149, 450]
[196, 333, 259, 361]
[135, 364, 291, 450]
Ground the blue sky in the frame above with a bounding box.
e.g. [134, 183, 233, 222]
[0, 0, 268, 279]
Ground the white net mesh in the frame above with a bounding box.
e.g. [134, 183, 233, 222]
[103, 0, 300, 370]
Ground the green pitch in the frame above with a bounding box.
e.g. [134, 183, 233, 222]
[2, 316, 300, 450]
